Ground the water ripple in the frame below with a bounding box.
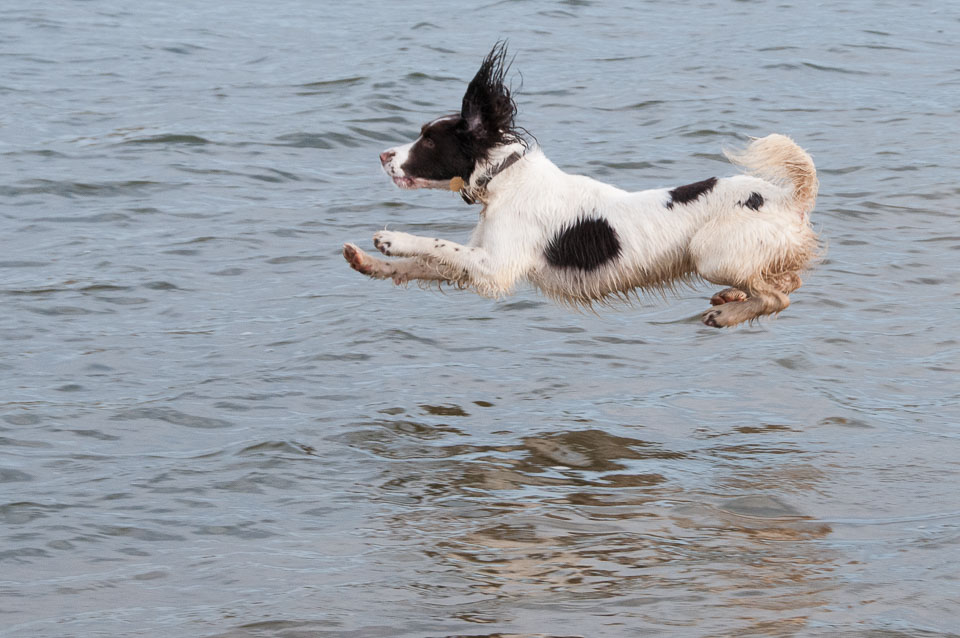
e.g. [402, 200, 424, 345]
[3, 1, 959, 636]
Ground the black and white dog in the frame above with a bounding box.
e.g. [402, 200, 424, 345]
[343, 43, 819, 327]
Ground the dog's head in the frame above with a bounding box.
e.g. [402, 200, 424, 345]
[380, 42, 520, 190]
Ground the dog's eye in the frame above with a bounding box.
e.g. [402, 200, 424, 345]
[421, 137, 435, 149]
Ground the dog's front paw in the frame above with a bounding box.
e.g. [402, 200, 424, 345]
[343, 243, 374, 275]
[373, 230, 418, 257]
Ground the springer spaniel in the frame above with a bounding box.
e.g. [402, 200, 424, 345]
[343, 43, 819, 327]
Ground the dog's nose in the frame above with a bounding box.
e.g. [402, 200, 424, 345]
[379, 150, 395, 165]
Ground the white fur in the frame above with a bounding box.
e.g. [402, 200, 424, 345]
[345, 134, 818, 327]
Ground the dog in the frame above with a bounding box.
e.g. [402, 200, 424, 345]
[343, 43, 819, 327]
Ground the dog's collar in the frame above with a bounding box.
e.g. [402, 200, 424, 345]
[450, 151, 523, 205]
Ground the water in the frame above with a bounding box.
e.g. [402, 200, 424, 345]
[2, 1, 959, 636]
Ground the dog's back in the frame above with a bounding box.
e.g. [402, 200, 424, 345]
[503, 135, 819, 315]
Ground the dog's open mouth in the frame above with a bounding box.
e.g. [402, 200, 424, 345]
[391, 175, 449, 190]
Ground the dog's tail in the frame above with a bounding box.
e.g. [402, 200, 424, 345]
[725, 134, 818, 215]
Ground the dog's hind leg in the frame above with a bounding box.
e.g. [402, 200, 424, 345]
[702, 279, 792, 328]
[765, 271, 803, 295]
[709, 272, 801, 306]
[691, 211, 811, 326]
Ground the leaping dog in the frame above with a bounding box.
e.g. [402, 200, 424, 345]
[343, 43, 819, 327]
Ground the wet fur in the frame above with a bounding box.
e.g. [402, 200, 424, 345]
[344, 44, 820, 327]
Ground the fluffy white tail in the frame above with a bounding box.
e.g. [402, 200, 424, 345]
[725, 134, 818, 215]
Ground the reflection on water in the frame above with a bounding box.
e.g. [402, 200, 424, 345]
[348, 421, 839, 635]
[3, 0, 960, 636]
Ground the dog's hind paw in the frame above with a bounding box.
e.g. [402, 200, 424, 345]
[710, 288, 748, 306]
[702, 306, 742, 328]
[702, 301, 764, 328]
[702, 308, 723, 328]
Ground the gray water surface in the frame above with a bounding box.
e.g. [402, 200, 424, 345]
[2, 1, 959, 636]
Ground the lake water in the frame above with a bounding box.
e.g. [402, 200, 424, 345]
[2, 1, 959, 636]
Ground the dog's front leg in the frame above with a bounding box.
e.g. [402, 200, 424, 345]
[344, 242, 468, 285]
[372, 230, 505, 296]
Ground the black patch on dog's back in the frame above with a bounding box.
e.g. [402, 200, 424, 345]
[545, 217, 621, 271]
[666, 177, 717, 209]
[740, 191, 764, 211]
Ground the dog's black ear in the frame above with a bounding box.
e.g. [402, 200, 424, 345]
[460, 41, 517, 154]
